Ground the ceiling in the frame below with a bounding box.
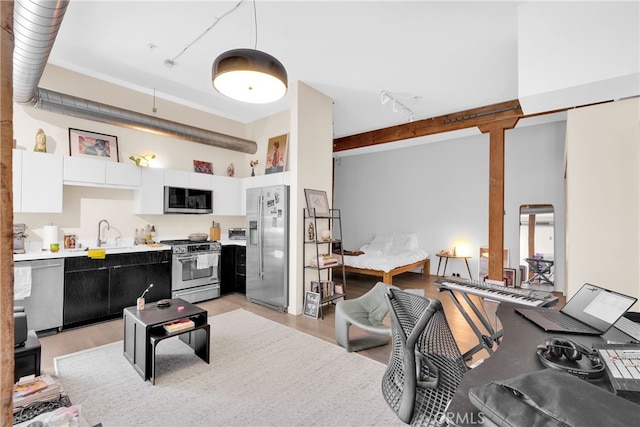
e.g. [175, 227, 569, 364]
[47, 0, 523, 140]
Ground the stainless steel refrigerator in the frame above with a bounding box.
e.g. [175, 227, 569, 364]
[246, 185, 289, 311]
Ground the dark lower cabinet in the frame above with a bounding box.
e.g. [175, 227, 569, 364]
[63, 250, 171, 328]
[221, 245, 246, 295]
[63, 268, 110, 325]
[235, 246, 246, 294]
[109, 261, 170, 315]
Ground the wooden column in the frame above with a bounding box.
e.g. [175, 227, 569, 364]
[478, 118, 518, 281]
[1, 1, 14, 424]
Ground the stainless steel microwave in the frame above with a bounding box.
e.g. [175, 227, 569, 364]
[164, 186, 213, 214]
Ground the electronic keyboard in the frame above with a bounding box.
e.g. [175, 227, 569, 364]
[434, 278, 558, 307]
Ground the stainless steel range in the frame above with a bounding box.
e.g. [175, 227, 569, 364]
[160, 239, 222, 303]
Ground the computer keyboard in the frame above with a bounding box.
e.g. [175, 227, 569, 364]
[614, 316, 640, 342]
[533, 309, 595, 332]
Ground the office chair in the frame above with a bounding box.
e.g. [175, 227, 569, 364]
[382, 288, 468, 426]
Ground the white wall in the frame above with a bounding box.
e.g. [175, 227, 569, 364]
[289, 82, 334, 315]
[334, 119, 566, 289]
[565, 98, 640, 308]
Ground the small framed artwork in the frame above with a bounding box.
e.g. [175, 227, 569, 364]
[304, 189, 329, 217]
[303, 291, 321, 319]
[311, 281, 320, 293]
[265, 133, 288, 175]
[69, 128, 119, 162]
[193, 160, 213, 174]
[503, 268, 517, 287]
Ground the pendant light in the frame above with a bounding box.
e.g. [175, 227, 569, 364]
[212, 48, 287, 103]
[212, 1, 287, 103]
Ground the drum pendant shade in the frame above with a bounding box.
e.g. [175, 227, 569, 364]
[212, 48, 288, 103]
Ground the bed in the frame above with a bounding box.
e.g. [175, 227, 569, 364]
[340, 233, 430, 284]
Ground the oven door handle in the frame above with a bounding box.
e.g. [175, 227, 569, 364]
[176, 255, 199, 263]
[176, 253, 218, 263]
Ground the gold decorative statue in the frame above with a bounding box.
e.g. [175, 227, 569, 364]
[307, 222, 315, 241]
[34, 128, 47, 152]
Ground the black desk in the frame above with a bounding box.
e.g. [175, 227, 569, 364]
[447, 303, 632, 427]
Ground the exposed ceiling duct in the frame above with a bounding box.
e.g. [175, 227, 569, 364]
[13, 0, 257, 154]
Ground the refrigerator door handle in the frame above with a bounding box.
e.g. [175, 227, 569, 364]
[258, 194, 264, 280]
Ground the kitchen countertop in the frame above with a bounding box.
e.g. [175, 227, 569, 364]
[14, 244, 172, 262]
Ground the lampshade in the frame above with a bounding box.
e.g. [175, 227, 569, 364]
[212, 48, 288, 103]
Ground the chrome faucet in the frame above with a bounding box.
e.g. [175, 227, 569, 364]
[97, 219, 110, 247]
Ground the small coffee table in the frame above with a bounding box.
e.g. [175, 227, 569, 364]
[123, 298, 210, 384]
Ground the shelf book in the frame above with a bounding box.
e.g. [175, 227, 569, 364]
[163, 318, 195, 333]
[13, 374, 62, 408]
[309, 255, 340, 268]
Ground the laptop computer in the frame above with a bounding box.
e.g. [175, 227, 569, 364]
[515, 283, 637, 335]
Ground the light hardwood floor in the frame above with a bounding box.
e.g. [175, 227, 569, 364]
[38, 272, 539, 376]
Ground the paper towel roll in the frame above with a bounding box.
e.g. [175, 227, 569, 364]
[43, 225, 59, 251]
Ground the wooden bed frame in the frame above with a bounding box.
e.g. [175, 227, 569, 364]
[341, 258, 430, 285]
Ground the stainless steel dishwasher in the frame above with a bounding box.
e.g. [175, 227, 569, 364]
[14, 258, 64, 332]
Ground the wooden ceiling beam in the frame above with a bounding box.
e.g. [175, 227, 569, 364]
[333, 99, 523, 152]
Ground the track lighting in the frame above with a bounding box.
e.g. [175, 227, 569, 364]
[380, 90, 417, 122]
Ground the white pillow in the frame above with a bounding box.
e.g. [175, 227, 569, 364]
[363, 233, 393, 254]
[390, 233, 419, 253]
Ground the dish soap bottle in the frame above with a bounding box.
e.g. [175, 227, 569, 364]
[150, 225, 156, 243]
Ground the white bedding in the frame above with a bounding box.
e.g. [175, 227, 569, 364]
[342, 249, 430, 273]
[342, 233, 429, 273]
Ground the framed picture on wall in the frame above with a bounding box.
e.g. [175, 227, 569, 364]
[69, 128, 119, 162]
[265, 133, 288, 175]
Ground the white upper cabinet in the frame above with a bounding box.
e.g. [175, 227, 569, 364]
[105, 162, 142, 187]
[63, 156, 140, 188]
[164, 169, 215, 190]
[211, 175, 240, 215]
[17, 151, 63, 213]
[133, 167, 164, 215]
[163, 169, 189, 188]
[64, 156, 104, 184]
[188, 172, 213, 190]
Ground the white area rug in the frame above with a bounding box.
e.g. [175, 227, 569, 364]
[55, 309, 404, 427]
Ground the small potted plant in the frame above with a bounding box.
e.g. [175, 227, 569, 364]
[129, 154, 156, 167]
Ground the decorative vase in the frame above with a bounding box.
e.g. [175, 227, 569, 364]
[251, 167, 255, 176]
